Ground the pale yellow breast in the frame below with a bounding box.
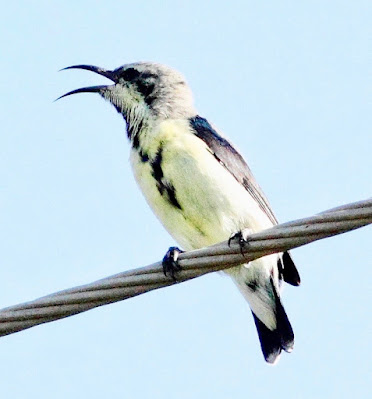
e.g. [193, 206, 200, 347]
[130, 119, 274, 251]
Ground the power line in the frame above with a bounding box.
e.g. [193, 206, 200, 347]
[0, 198, 370, 337]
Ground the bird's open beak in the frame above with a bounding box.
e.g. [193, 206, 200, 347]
[56, 64, 116, 100]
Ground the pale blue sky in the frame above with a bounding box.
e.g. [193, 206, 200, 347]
[1, 1, 371, 398]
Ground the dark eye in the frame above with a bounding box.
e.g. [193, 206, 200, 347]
[121, 68, 140, 81]
[136, 80, 155, 97]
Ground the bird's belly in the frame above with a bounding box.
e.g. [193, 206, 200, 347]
[130, 130, 274, 251]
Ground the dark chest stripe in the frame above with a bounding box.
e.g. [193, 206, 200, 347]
[189, 115, 277, 225]
[150, 147, 182, 210]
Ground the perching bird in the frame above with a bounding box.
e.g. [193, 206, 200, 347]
[59, 62, 301, 364]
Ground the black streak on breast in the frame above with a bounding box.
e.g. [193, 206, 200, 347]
[151, 147, 182, 210]
[130, 124, 149, 162]
[246, 279, 259, 292]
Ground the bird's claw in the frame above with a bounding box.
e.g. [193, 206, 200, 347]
[228, 230, 250, 257]
[162, 246, 184, 281]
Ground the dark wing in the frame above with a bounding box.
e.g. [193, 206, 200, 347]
[190, 115, 278, 225]
[190, 116, 301, 287]
[190, 116, 301, 286]
[278, 251, 301, 286]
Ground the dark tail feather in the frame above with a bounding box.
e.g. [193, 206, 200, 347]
[252, 313, 280, 363]
[252, 281, 294, 363]
[280, 251, 301, 286]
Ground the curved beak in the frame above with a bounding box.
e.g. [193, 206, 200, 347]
[56, 64, 117, 101]
[61, 64, 117, 81]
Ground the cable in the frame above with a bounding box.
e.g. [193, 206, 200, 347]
[0, 198, 370, 337]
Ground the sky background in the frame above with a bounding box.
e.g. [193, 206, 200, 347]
[1, 1, 371, 398]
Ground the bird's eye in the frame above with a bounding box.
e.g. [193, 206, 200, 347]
[121, 68, 140, 81]
[136, 80, 155, 97]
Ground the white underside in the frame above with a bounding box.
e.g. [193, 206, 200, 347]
[130, 119, 280, 329]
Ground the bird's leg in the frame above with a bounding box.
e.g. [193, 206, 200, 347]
[228, 228, 251, 257]
[162, 246, 184, 281]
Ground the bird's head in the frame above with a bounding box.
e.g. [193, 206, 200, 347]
[58, 62, 196, 140]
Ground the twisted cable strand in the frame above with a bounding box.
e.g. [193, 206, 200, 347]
[0, 198, 370, 337]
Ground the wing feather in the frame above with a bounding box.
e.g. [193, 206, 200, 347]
[190, 116, 277, 225]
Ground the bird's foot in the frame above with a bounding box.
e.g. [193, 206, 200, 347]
[228, 229, 251, 257]
[162, 246, 184, 281]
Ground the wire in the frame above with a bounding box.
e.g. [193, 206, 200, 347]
[0, 198, 370, 337]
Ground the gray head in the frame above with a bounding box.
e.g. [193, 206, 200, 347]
[59, 62, 196, 139]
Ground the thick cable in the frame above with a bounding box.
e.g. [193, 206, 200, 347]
[0, 198, 370, 337]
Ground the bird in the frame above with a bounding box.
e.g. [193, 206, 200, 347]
[58, 62, 301, 364]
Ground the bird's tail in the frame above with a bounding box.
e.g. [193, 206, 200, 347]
[250, 281, 294, 364]
[230, 255, 295, 364]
